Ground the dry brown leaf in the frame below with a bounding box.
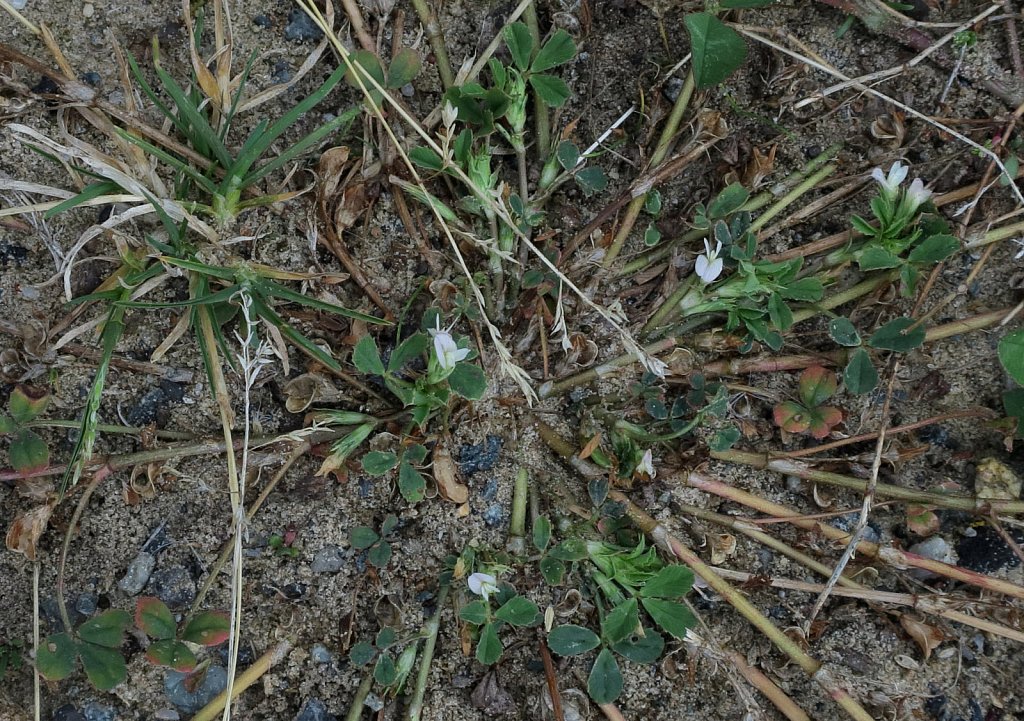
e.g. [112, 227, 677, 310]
[579, 433, 602, 461]
[710, 533, 737, 565]
[741, 144, 777, 189]
[433, 443, 468, 504]
[15, 475, 54, 502]
[5, 502, 55, 560]
[900, 616, 943, 660]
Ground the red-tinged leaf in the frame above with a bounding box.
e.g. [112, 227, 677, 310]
[181, 611, 230, 646]
[773, 401, 810, 434]
[135, 597, 176, 640]
[906, 505, 940, 536]
[807, 406, 843, 440]
[798, 366, 837, 408]
[9, 385, 50, 423]
[146, 639, 197, 671]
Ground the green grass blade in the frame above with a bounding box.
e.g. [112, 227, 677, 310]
[244, 107, 359, 187]
[158, 256, 237, 280]
[229, 63, 348, 181]
[151, 62, 233, 169]
[43, 181, 121, 219]
[249, 296, 342, 372]
[112, 128, 218, 195]
[221, 50, 259, 141]
[126, 52, 178, 128]
[258, 278, 389, 324]
[116, 284, 240, 309]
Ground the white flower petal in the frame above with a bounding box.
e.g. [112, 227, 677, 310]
[468, 572, 497, 599]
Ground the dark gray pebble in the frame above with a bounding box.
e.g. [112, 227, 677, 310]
[295, 698, 337, 721]
[164, 666, 227, 713]
[284, 9, 323, 42]
[311, 546, 346, 573]
[956, 525, 1023, 573]
[146, 566, 196, 609]
[83, 703, 116, 721]
[53, 705, 86, 721]
[459, 436, 502, 475]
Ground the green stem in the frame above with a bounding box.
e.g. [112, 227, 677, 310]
[537, 337, 678, 398]
[507, 468, 529, 554]
[748, 164, 837, 233]
[409, 0, 454, 89]
[523, 3, 549, 157]
[26, 419, 195, 440]
[641, 276, 702, 336]
[602, 71, 695, 266]
[405, 583, 451, 721]
[346, 671, 376, 721]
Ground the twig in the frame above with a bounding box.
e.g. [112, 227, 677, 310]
[340, 0, 376, 53]
[539, 638, 566, 721]
[1004, 0, 1024, 79]
[191, 639, 293, 721]
[507, 468, 529, 554]
[32, 561, 40, 721]
[727, 650, 811, 721]
[409, 0, 454, 89]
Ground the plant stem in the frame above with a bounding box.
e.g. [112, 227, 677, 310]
[26, 419, 194, 440]
[748, 164, 837, 233]
[537, 337, 678, 398]
[523, 2, 549, 158]
[345, 671, 376, 721]
[56, 469, 109, 636]
[191, 639, 293, 721]
[602, 71, 695, 266]
[405, 583, 451, 721]
[507, 467, 529, 554]
[409, 0, 454, 89]
[727, 650, 811, 721]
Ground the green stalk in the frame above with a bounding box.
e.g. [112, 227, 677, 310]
[405, 583, 451, 721]
[603, 71, 695, 266]
[192, 640, 293, 721]
[345, 672, 376, 721]
[748, 164, 837, 233]
[409, 0, 454, 89]
[523, 3, 549, 157]
[537, 337, 678, 398]
[506, 468, 529, 554]
[641, 275, 702, 336]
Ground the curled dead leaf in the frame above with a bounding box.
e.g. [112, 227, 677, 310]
[741, 144, 777, 190]
[710, 533, 737, 565]
[870, 112, 906, 148]
[900, 615, 943, 660]
[284, 373, 346, 413]
[6, 502, 55, 560]
[433, 444, 468, 504]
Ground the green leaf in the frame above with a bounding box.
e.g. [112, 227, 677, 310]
[405, 443, 429, 464]
[9, 386, 49, 423]
[643, 224, 662, 247]
[0, 415, 14, 434]
[362, 451, 398, 476]
[588, 648, 624, 704]
[180, 611, 230, 647]
[532, 29, 576, 72]
[503, 22, 534, 71]
[998, 329, 1024, 386]
[548, 538, 588, 561]
[350, 641, 376, 666]
[376, 627, 397, 648]
[387, 48, 421, 88]
[644, 189, 662, 216]
[1004, 388, 1024, 438]
[601, 598, 638, 646]
[10, 429, 49, 473]
[556, 141, 580, 171]
[829, 318, 861, 347]
[145, 639, 196, 671]
[707, 184, 749, 218]
[346, 50, 385, 90]
[640, 565, 694, 599]
[767, 293, 793, 331]
[798, 366, 837, 408]
[78, 609, 131, 648]
[448, 361, 487, 400]
[641, 598, 695, 640]
[409, 146, 444, 171]
[908, 234, 959, 264]
[79, 642, 126, 690]
[350, 526, 380, 549]
[37, 633, 76, 680]
[612, 628, 665, 664]
[857, 246, 901, 270]
[685, 12, 747, 89]
[539, 556, 565, 585]
[352, 335, 386, 375]
[135, 597, 175, 640]
[575, 167, 607, 196]
[869, 317, 925, 352]
[367, 541, 392, 568]
[460, 600, 489, 626]
[722, 0, 777, 6]
[495, 596, 539, 626]
[844, 348, 878, 395]
[779, 277, 824, 302]
[532, 516, 552, 551]
[773, 401, 810, 434]
[476, 622, 503, 665]
[380, 514, 399, 536]
[529, 73, 571, 107]
[388, 333, 429, 373]
[398, 460, 426, 502]
[44, 180, 123, 220]
[708, 426, 741, 451]
[547, 625, 601, 656]
[374, 654, 397, 686]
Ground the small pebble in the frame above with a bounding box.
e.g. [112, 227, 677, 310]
[364, 694, 385, 713]
[480, 477, 499, 502]
[10, 0, 26, 9]
[661, 76, 684, 103]
[75, 593, 99, 617]
[272, 60, 293, 84]
[252, 14, 272, 28]
[164, 666, 227, 713]
[83, 703, 115, 721]
[153, 711, 180, 721]
[294, 698, 337, 721]
[400, 83, 414, 98]
[82, 3, 94, 17]
[284, 8, 324, 42]
[146, 566, 196, 609]
[53, 706, 86, 721]
[311, 643, 333, 664]
[907, 536, 955, 579]
[482, 504, 505, 527]
[459, 436, 502, 475]
[118, 552, 155, 595]
[311, 546, 346, 573]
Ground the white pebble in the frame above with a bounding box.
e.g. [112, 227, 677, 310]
[83, 2, 94, 16]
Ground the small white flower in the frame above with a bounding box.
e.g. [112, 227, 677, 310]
[904, 177, 932, 211]
[430, 317, 470, 371]
[695, 238, 724, 284]
[871, 161, 909, 197]
[636, 449, 656, 479]
[442, 101, 458, 130]
[468, 572, 498, 600]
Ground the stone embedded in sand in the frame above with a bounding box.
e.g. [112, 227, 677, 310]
[294, 698, 337, 721]
[310, 545, 346, 573]
[164, 666, 227, 713]
[974, 457, 1021, 501]
[118, 551, 155, 595]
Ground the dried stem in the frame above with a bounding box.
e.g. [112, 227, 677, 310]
[191, 639, 294, 721]
[409, 0, 454, 89]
